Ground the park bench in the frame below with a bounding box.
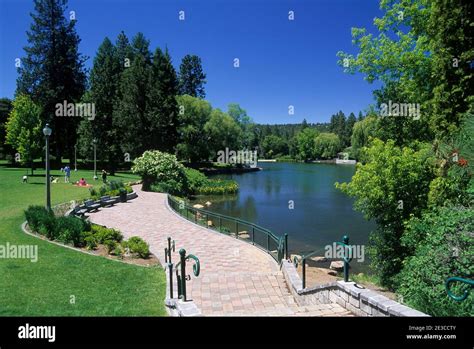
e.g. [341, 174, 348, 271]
[72, 204, 89, 217]
[84, 199, 101, 212]
[100, 195, 116, 207]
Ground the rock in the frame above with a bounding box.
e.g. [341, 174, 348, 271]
[193, 204, 204, 209]
[205, 201, 212, 206]
[326, 270, 338, 276]
[310, 256, 328, 263]
[330, 261, 344, 271]
[237, 231, 250, 239]
[207, 220, 213, 227]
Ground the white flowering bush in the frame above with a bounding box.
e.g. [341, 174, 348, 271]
[132, 150, 188, 193]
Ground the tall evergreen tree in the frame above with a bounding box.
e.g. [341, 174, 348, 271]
[77, 37, 121, 174]
[16, 0, 87, 163]
[344, 112, 357, 147]
[178, 55, 207, 98]
[0, 98, 14, 162]
[113, 33, 152, 158]
[147, 48, 180, 153]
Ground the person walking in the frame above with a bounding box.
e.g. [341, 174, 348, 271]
[101, 169, 107, 183]
[64, 165, 71, 183]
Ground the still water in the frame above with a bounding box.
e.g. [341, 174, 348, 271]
[194, 162, 376, 270]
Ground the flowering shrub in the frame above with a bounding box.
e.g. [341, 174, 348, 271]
[132, 150, 188, 193]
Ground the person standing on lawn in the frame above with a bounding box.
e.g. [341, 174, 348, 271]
[101, 169, 107, 183]
[64, 165, 71, 183]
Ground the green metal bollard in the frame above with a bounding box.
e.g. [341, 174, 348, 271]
[168, 263, 174, 299]
[179, 248, 187, 301]
[343, 235, 349, 282]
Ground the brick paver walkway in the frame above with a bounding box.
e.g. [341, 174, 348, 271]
[88, 186, 351, 316]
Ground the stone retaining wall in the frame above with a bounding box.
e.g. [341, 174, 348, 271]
[280, 260, 428, 317]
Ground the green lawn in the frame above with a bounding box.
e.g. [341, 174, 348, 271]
[0, 165, 167, 316]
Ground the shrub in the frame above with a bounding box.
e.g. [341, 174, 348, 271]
[24, 205, 57, 239]
[184, 168, 207, 194]
[132, 150, 188, 193]
[104, 239, 117, 254]
[197, 179, 238, 195]
[83, 231, 97, 250]
[124, 236, 150, 258]
[91, 225, 123, 244]
[56, 216, 87, 247]
[398, 206, 474, 316]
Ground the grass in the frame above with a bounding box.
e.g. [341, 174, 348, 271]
[0, 164, 167, 316]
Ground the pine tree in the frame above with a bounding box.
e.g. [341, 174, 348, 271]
[77, 37, 122, 174]
[113, 33, 152, 158]
[147, 48, 180, 153]
[178, 55, 207, 98]
[16, 0, 86, 163]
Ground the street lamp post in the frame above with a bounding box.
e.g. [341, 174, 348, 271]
[74, 144, 77, 171]
[43, 124, 52, 211]
[93, 138, 97, 180]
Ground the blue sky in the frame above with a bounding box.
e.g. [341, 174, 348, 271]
[0, 0, 383, 124]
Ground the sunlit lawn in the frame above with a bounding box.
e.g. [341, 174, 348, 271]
[0, 164, 167, 316]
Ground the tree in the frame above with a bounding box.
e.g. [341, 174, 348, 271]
[261, 135, 288, 159]
[295, 128, 319, 161]
[350, 115, 379, 161]
[77, 37, 121, 174]
[204, 109, 242, 158]
[329, 111, 346, 140]
[178, 54, 206, 98]
[427, 0, 474, 139]
[113, 33, 152, 158]
[227, 103, 255, 148]
[336, 139, 435, 287]
[16, 0, 87, 163]
[176, 95, 212, 162]
[344, 112, 357, 147]
[314, 133, 341, 159]
[146, 48, 180, 153]
[5, 95, 43, 174]
[0, 98, 14, 162]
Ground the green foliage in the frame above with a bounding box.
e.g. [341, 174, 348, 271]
[56, 216, 87, 247]
[178, 54, 207, 98]
[24, 205, 56, 239]
[176, 95, 212, 162]
[261, 135, 288, 159]
[184, 168, 208, 194]
[91, 225, 123, 244]
[350, 115, 379, 161]
[132, 150, 188, 193]
[124, 236, 150, 258]
[295, 128, 319, 160]
[204, 109, 243, 158]
[336, 139, 435, 286]
[5, 95, 43, 172]
[227, 103, 256, 149]
[83, 231, 98, 250]
[16, 0, 87, 161]
[90, 180, 132, 200]
[398, 207, 474, 316]
[313, 133, 341, 159]
[196, 179, 239, 195]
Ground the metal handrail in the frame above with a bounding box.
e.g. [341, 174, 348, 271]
[445, 277, 474, 301]
[167, 194, 288, 263]
[294, 235, 352, 289]
[175, 248, 200, 301]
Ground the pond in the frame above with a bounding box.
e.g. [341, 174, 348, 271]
[193, 162, 376, 272]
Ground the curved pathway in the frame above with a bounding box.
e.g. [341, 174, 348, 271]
[88, 186, 351, 316]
